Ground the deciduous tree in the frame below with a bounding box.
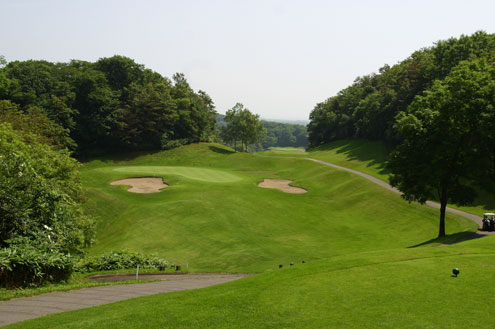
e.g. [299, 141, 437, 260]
[388, 59, 495, 237]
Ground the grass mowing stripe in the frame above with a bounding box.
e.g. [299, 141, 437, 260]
[111, 166, 242, 182]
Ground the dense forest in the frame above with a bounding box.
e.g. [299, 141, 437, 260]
[217, 114, 308, 149]
[307, 31, 495, 147]
[0, 55, 217, 156]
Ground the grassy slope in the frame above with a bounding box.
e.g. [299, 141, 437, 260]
[264, 139, 494, 216]
[81, 143, 475, 272]
[10, 236, 495, 329]
[8, 142, 494, 329]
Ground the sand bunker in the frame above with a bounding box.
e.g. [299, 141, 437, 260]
[258, 179, 307, 194]
[110, 177, 168, 193]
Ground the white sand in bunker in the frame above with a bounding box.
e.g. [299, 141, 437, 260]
[110, 177, 168, 193]
[258, 179, 307, 194]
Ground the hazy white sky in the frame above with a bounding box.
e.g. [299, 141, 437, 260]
[1, 0, 495, 120]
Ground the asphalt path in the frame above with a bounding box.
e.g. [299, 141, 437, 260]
[306, 158, 484, 227]
[0, 273, 249, 327]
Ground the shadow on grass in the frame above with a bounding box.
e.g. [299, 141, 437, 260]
[310, 139, 392, 177]
[311, 139, 495, 212]
[78, 150, 156, 164]
[408, 231, 485, 248]
[208, 145, 235, 154]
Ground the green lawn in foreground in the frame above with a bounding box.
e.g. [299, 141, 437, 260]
[80, 143, 475, 272]
[10, 236, 495, 329]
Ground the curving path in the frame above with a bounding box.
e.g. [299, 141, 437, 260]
[306, 158, 484, 228]
[0, 273, 249, 327]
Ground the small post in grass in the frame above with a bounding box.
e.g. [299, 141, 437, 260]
[136, 264, 139, 280]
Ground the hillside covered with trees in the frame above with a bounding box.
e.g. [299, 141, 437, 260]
[307, 31, 495, 237]
[0, 55, 217, 156]
[307, 31, 495, 147]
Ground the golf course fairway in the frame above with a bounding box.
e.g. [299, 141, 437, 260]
[80, 143, 476, 272]
[9, 142, 494, 328]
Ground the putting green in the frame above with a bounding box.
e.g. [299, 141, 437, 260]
[112, 166, 242, 183]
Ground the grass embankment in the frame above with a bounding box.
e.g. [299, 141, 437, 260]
[80, 143, 475, 273]
[263, 140, 495, 216]
[9, 236, 495, 329]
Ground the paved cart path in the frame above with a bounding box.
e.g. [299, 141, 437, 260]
[0, 273, 249, 327]
[307, 158, 485, 228]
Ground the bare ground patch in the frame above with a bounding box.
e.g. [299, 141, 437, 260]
[110, 177, 168, 193]
[258, 179, 307, 194]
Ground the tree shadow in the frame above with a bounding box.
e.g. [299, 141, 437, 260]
[208, 145, 235, 154]
[78, 149, 155, 163]
[408, 231, 486, 248]
[312, 139, 495, 211]
[311, 139, 392, 176]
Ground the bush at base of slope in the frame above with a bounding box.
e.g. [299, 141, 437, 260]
[76, 250, 173, 272]
[0, 237, 74, 289]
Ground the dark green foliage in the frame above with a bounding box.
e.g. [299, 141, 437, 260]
[161, 135, 190, 150]
[0, 55, 217, 156]
[217, 115, 307, 149]
[261, 121, 307, 148]
[388, 59, 495, 237]
[0, 237, 74, 288]
[220, 103, 265, 152]
[307, 31, 495, 147]
[0, 124, 94, 288]
[77, 250, 171, 272]
[0, 124, 92, 250]
[0, 100, 75, 149]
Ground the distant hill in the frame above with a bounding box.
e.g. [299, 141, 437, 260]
[262, 118, 309, 125]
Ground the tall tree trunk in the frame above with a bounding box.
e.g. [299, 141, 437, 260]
[234, 139, 237, 152]
[438, 187, 447, 238]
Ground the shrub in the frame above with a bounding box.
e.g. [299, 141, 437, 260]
[0, 123, 95, 253]
[161, 138, 190, 150]
[77, 250, 172, 272]
[0, 237, 74, 289]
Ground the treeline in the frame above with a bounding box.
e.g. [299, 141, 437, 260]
[217, 114, 308, 149]
[262, 121, 307, 148]
[307, 31, 495, 147]
[0, 55, 217, 156]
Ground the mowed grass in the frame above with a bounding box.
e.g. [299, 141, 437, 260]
[263, 139, 495, 216]
[112, 166, 242, 182]
[10, 236, 495, 329]
[80, 143, 475, 272]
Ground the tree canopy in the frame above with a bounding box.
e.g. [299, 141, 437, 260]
[388, 59, 495, 237]
[220, 103, 266, 152]
[0, 55, 218, 156]
[307, 31, 495, 147]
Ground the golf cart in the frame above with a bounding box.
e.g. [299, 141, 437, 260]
[482, 213, 495, 231]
